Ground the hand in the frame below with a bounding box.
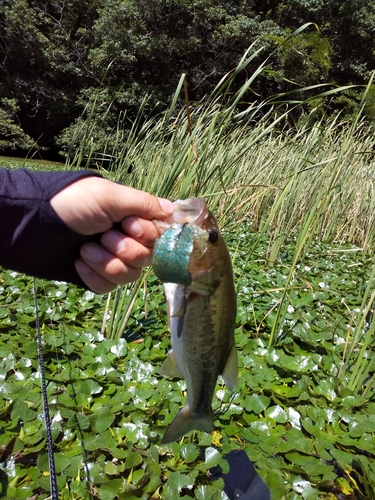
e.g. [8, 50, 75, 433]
[50, 176, 174, 293]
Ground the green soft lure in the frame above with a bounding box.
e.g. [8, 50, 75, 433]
[152, 223, 207, 286]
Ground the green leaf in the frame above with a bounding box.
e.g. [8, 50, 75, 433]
[164, 470, 197, 495]
[201, 447, 222, 470]
[67, 412, 90, 431]
[293, 477, 319, 499]
[104, 461, 119, 475]
[98, 479, 124, 500]
[73, 379, 103, 395]
[125, 452, 143, 469]
[245, 394, 271, 414]
[54, 454, 72, 474]
[265, 405, 288, 423]
[180, 444, 200, 463]
[110, 340, 128, 357]
[195, 484, 226, 500]
[90, 411, 116, 433]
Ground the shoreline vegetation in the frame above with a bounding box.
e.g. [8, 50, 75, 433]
[1, 3, 375, 158]
[0, 42, 375, 499]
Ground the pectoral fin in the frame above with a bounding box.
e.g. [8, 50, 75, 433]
[158, 351, 183, 379]
[170, 294, 187, 318]
[221, 342, 238, 393]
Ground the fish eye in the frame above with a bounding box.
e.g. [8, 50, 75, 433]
[208, 229, 218, 243]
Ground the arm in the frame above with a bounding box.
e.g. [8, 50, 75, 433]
[50, 175, 174, 292]
[0, 168, 103, 287]
[0, 168, 173, 292]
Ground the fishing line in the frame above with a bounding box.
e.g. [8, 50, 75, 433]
[33, 277, 58, 500]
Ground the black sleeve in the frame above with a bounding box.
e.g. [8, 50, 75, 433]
[0, 167, 104, 288]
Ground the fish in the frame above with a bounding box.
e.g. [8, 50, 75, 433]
[152, 197, 237, 444]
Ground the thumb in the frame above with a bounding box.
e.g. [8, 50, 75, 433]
[105, 183, 174, 222]
[51, 177, 174, 236]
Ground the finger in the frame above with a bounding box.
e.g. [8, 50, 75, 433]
[121, 217, 161, 247]
[101, 230, 153, 267]
[51, 177, 175, 236]
[103, 182, 174, 222]
[79, 242, 142, 285]
[75, 259, 119, 294]
[75, 255, 142, 293]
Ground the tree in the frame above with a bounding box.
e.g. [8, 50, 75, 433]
[0, 0, 100, 154]
[274, 0, 375, 85]
[0, 98, 36, 152]
[58, 0, 284, 157]
[1, 0, 375, 157]
[87, 0, 282, 103]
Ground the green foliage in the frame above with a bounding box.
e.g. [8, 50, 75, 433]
[66, 54, 375, 255]
[0, 223, 375, 499]
[56, 86, 162, 162]
[0, 156, 65, 173]
[276, 0, 375, 85]
[1, 9, 375, 498]
[56, 4, 282, 157]
[0, 99, 37, 151]
[87, 0, 280, 97]
[278, 31, 333, 86]
[104, 272, 151, 341]
[362, 84, 375, 123]
[0, 0, 100, 151]
[2, 0, 375, 155]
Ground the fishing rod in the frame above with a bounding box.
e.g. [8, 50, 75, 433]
[33, 278, 58, 500]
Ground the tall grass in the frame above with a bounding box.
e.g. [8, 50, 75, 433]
[67, 39, 375, 377]
[67, 80, 375, 253]
[339, 263, 375, 397]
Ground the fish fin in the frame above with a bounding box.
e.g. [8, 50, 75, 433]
[171, 292, 191, 318]
[161, 407, 214, 444]
[164, 283, 186, 317]
[176, 315, 184, 338]
[169, 312, 185, 339]
[221, 342, 238, 393]
[171, 295, 187, 317]
[172, 294, 199, 338]
[158, 351, 183, 379]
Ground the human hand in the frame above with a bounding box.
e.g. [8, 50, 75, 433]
[50, 176, 174, 293]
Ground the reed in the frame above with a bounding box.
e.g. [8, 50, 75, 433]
[339, 263, 375, 397]
[71, 101, 375, 253]
[67, 39, 375, 397]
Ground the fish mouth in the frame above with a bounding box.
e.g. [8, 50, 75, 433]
[153, 197, 207, 233]
[170, 198, 206, 225]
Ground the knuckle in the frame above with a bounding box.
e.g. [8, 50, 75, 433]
[139, 192, 156, 215]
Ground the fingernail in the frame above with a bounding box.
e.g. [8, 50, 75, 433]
[158, 198, 174, 215]
[81, 244, 103, 263]
[75, 259, 90, 276]
[103, 231, 125, 252]
[125, 217, 143, 237]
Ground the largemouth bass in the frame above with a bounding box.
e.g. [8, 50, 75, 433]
[152, 197, 237, 444]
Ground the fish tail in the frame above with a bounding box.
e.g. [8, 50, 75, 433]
[161, 407, 214, 444]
